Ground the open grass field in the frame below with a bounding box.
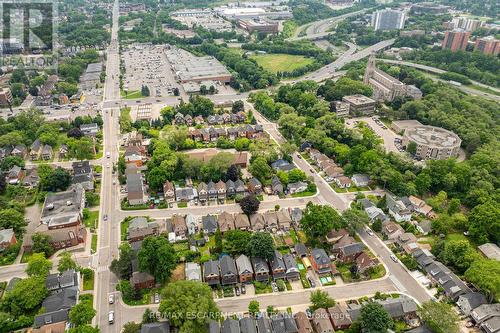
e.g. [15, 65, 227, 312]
[120, 90, 143, 99]
[249, 54, 314, 73]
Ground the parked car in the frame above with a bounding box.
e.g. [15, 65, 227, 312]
[390, 254, 398, 263]
[235, 286, 240, 296]
[108, 294, 114, 304]
[154, 293, 160, 304]
[271, 282, 278, 292]
[241, 285, 246, 294]
[366, 228, 374, 236]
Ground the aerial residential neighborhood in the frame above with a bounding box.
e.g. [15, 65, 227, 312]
[0, 0, 498, 333]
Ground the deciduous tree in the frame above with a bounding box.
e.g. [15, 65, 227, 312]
[418, 301, 460, 333]
[239, 195, 260, 216]
[310, 290, 335, 311]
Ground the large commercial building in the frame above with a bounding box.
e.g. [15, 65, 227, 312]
[363, 55, 422, 102]
[371, 9, 406, 31]
[238, 19, 279, 34]
[166, 46, 232, 84]
[216, 7, 292, 20]
[342, 95, 376, 116]
[474, 36, 500, 56]
[442, 29, 470, 52]
[402, 125, 461, 160]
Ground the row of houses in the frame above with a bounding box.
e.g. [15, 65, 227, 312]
[174, 111, 247, 126]
[308, 148, 370, 189]
[126, 209, 303, 243]
[413, 249, 500, 333]
[188, 124, 265, 142]
[28, 139, 54, 161]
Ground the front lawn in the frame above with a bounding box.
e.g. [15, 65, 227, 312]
[253, 281, 272, 294]
[368, 264, 386, 280]
[83, 210, 99, 229]
[249, 54, 314, 74]
[82, 269, 95, 291]
[120, 90, 143, 99]
[91, 234, 97, 252]
[291, 190, 316, 198]
[177, 202, 187, 208]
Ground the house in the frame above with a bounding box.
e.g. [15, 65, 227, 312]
[240, 317, 257, 333]
[365, 206, 389, 223]
[7, 165, 25, 184]
[41, 145, 53, 160]
[127, 173, 145, 205]
[337, 240, 365, 263]
[310, 248, 332, 276]
[249, 213, 266, 231]
[283, 253, 300, 280]
[294, 312, 313, 333]
[335, 176, 352, 189]
[300, 142, 312, 151]
[387, 195, 412, 222]
[207, 321, 220, 333]
[264, 211, 279, 231]
[0, 228, 17, 251]
[408, 195, 435, 218]
[252, 257, 270, 282]
[326, 228, 349, 244]
[216, 180, 227, 201]
[194, 115, 204, 125]
[184, 114, 193, 126]
[271, 159, 295, 172]
[80, 123, 99, 137]
[140, 322, 170, 333]
[59, 144, 68, 158]
[30, 139, 42, 160]
[11, 144, 27, 158]
[130, 271, 155, 289]
[328, 303, 352, 330]
[219, 255, 238, 285]
[234, 213, 251, 231]
[163, 181, 176, 204]
[271, 313, 298, 333]
[202, 215, 218, 235]
[236, 254, 254, 283]
[127, 217, 159, 242]
[218, 211, 235, 233]
[276, 210, 292, 231]
[207, 181, 217, 201]
[185, 214, 197, 235]
[203, 260, 220, 286]
[417, 220, 432, 235]
[332, 234, 356, 254]
[312, 308, 334, 333]
[72, 161, 94, 191]
[23, 168, 40, 189]
[290, 208, 303, 225]
[171, 215, 187, 239]
[175, 187, 198, 202]
[234, 179, 247, 194]
[174, 112, 185, 125]
[222, 319, 240, 333]
[472, 304, 500, 333]
[271, 176, 284, 194]
[226, 179, 236, 197]
[295, 243, 308, 258]
[185, 262, 202, 281]
[124, 146, 144, 166]
[382, 222, 405, 240]
[351, 174, 370, 187]
[198, 182, 208, 203]
[287, 181, 308, 194]
[478, 243, 500, 261]
[270, 250, 286, 280]
[355, 252, 379, 274]
[257, 317, 273, 333]
[248, 177, 263, 194]
[457, 292, 487, 316]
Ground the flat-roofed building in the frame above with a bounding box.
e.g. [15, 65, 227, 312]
[238, 19, 279, 34]
[442, 29, 470, 52]
[474, 36, 500, 56]
[402, 125, 461, 160]
[342, 94, 376, 116]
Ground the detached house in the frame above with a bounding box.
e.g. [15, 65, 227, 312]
[226, 179, 236, 197]
[271, 176, 284, 194]
[0, 228, 17, 250]
[355, 252, 378, 274]
[216, 180, 226, 201]
[387, 195, 412, 222]
[248, 177, 262, 194]
[382, 222, 405, 240]
[252, 257, 270, 282]
[276, 209, 292, 231]
[283, 253, 299, 280]
[250, 213, 265, 231]
[310, 248, 332, 276]
[198, 182, 208, 204]
[203, 260, 220, 286]
[234, 213, 251, 231]
[202, 215, 218, 235]
[207, 181, 217, 201]
[218, 212, 235, 233]
[7, 165, 25, 185]
[264, 211, 279, 232]
[163, 181, 176, 204]
[30, 139, 42, 160]
[270, 250, 286, 280]
[171, 215, 187, 239]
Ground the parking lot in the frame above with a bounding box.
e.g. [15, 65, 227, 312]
[345, 116, 403, 154]
[121, 44, 181, 98]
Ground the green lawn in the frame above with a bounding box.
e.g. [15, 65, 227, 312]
[177, 202, 188, 208]
[253, 281, 273, 294]
[120, 90, 143, 99]
[83, 210, 99, 229]
[83, 270, 95, 291]
[249, 54, 314, 74]
[291, 190, 316, 198]
[91, 234, 97, 252]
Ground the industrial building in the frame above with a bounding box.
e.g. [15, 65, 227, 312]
[402, 125, 461, 160]
[238, 19, 279, 34]
[216, 7, 292, 20]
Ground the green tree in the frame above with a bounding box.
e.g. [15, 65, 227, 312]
[248, 300, 260, 316]
[159, 281, 220, 332]
[239, 195, 260, 216]
[31, 233, 54, 258]
[300, 203, 342, 242]
[69, 300, 96, 326]
[468, 200, 500, 243]
[288, 169, 306, 183]
[122, 322, 141, 333]
[418, 301, 460, 333]
[249, 157, 273, 183]
[138, 236, 177, 283]
[407, 141, 417, 155]
[1, 276, 48, 316]
[214, 228, 223, 254]
[67, 325, 100, 333]
[85, 192, 99, 207]
[465, 259, 500, 301]
[110, 243, 134, 279]
[58, 252, 78, 273]
[310, 290, 335, 311]
[372, 219, 382, 232]
[342, 208, 369, 233]
[223, 230, 252, 255]
[0, 208, 27, 235]
[246, 232, 275, 260]
[439, 240, 479, 274]
[142, 308, 158, 324]
[26, 252, 52, 277]
[358, 301, 394, 333]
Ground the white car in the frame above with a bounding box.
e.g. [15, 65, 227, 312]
[366, 228, 374, 236]
[108, 294, 114, 304]
[154, 293, 160, 304]
[390, 254, 398, 263]
[108, 311, 114, 324]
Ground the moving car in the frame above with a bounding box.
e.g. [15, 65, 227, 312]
[390, 254, 398, 263]
[366, 228, 374, 236]
[108, 311, 114, 324]
[108, 294, 114, 304]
